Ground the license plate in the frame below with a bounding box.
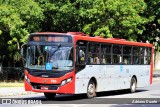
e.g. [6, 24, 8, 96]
[41, 86, 49, 90]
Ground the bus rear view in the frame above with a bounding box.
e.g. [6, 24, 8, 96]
[21, 32, 75, 99]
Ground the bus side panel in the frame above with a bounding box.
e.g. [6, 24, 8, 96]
[102, 65, 149, 90]
[75, 65, 151, 94]
[113, 65, 130, 90]
[98, 65, 116, 91]
[74, 68, 90, 94]
[75, 65, 100, 94]
[75, 65, 118, 94]
[136, 65, 150, 87]
[112, 65, 150, 89]
[116, 65, 150, 89]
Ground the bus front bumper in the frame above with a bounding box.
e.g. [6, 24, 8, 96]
[24, 69, 75, 94]
[25, 79, 75, 94]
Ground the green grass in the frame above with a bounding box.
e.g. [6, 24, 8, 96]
[0, 82, 24, 87]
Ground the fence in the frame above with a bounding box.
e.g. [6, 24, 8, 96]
[0, 67, 24, 82]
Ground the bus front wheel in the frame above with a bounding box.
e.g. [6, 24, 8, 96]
[87, 80, 96, 98]
[44, 93, 56, 99]
[130, 77, 137, 93]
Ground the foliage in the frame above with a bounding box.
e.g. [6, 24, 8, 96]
[0, 0, 43, 66]
[142, 0, 160, 51]
[80, 0, 149, 39]
[0, 0, 160, 67]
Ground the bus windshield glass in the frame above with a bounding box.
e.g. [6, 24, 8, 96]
[26, 45, 73, 71]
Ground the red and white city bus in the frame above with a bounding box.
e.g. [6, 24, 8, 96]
[21, 32, 154, 99]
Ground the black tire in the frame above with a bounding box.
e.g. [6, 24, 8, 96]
[44, 93, 56, 99]
[87, 80, 96, 98]
[130, 77, 137, 93]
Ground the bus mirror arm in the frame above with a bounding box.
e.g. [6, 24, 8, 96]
[20, 48, 23, 58]
[20, 44, 27, 60]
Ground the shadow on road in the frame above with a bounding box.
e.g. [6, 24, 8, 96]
[153, 74, 160, 78]
[96, 89, 148, 97]
[22, 94, 88, 101]
[22, 89, 149, 102]
[110, 104, 159, 107]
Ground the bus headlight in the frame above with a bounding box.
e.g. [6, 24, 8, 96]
[67, 78, 72, 83]
[61, 80, 67, 86]
[25, 75, 27, 80]
[25, 76, 30, 83]
[61, 77, 72, 86]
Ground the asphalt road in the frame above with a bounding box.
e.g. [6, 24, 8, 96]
[1, 81, 160, 107]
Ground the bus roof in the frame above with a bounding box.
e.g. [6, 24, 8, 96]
[30, 32, 153, 47]
[68, 32, 153, 47]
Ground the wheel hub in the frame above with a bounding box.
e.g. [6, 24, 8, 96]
[88, 84, 94, 95]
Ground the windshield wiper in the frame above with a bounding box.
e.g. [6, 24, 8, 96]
[51, 44, 61, 55]
[47, 44, 61, 69]
[47, 44, 61, 58]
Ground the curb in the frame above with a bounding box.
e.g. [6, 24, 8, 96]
[152, 77, 160, 82]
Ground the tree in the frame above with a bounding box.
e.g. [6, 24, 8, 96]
[0, 0, 43, 67]
[36, 0, 80, 32]
[1, 0, 160, 67]
[79, 0, 149, 40]
[142, 0, 160, 51]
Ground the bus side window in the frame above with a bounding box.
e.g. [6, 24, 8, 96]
[78, 47, 85, 64]
[133, 56, 140, 64]
[93, 54, 100, 64]
[101, 44, 111, 64]
[133, 47, 140, 64]
[143, 48, 151, 64]
[76, 41, 87, 65]
[123, 46, 131, 64]
[88, 42, 100, 64]
[147, 48, 152, 64]
[112, 45, 122, 64]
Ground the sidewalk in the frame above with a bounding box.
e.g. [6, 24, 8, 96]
[152, 70, 160, 82]
[0, 71, 160, 97]
[0, 87, 36, 97]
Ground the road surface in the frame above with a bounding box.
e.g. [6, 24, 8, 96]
[1, 81, 160, 107]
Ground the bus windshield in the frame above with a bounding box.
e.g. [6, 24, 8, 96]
[26, 45, 73, 71]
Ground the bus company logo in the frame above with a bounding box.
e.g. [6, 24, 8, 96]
[2, 99, 11, 104]
[43, 79, 47, 83]
[42, 75, 49, 78]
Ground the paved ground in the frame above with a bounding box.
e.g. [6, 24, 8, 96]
[0, 81, 160, 107]
[0, 87, 36, 97]
[0, 71, 160, 107]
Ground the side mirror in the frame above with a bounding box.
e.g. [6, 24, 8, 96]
[20, 44, 27, 60]
[79, 50, 85, 60]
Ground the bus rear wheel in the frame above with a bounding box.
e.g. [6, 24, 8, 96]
[130, 77, 137, 93]
[87, 80, 96, 98]
[44, 93, 56, 99]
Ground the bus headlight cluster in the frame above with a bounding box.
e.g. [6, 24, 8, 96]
[61, 77, 72, 86]
[25, 75, 30, 83]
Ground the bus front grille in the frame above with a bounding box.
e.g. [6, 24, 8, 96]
[31, 82, 60, 90]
